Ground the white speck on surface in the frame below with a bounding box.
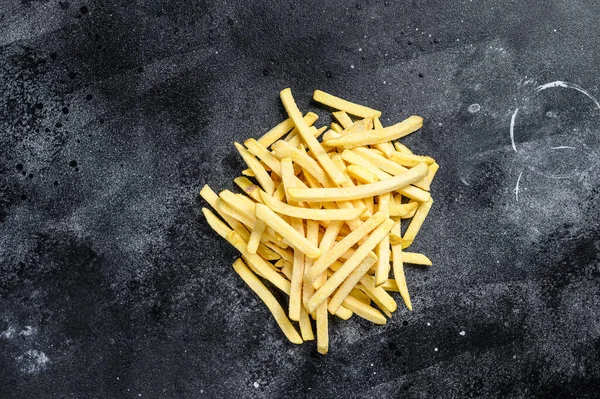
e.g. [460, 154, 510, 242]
[253, 382, 259, 388]
[438, 122, 443, 126]
[515, 171, 523, 202]
[1, 326, 16, 339]
[383, 81, 386, 84]
[459, 331, 466, 336]
[510, 107, 520, 152]
[434, 347, 438, 352]
[138, 394, 141, 397]
[17, 350, 49, 374]
[370, 363, 373, 367]
[427, 323, 431, 326]
[20, 326, 35, 336]
[513, 355, 517, 359]
[350, 64, 354, 69]
[460, 177, 470, 186]
[117, 377, 120, 380]
[551, 146, 577, 150]
[468, 103, 481, 113]
[358, 47, 362, 52]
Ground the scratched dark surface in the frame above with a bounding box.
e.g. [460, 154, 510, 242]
[1, 1, 600, 398]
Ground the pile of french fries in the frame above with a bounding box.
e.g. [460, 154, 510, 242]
[201, 89, 438, 354]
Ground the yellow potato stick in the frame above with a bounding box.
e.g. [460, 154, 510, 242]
[332, 111, 354, 129]
[341, 150, 431, 201]
[425, 162, 440, 188]
[316, 288, 329, 354]
[389, 217, 402, 246]
[375, 193, 391, 286]
[200, 185, 250, 235]
[272, 140, 331, 187]
[220, 190, 256, 220]
[390, 151, 436, 167]
[280, 261, 293, 280]
[273, 181, 287, 202]
[364, 195, 375, 218]
[330, 122, 343, 133]
[202, 208, 291, 294]
[216, 198, 256, 229]
[258, 112, 318, 148]
[381, 279, 399, 292]
[241, 168, 255, 177]
[244, 138, 283, 176]
[288, 163, 429, 202]
[314, 90, 382, 118]
[349, 288, 371, 305]
[232, 259, 303, 344]
[247, 219, 267, 254]
[392, 244, 412, 311]
[234, 177, 264, 203]
[323, 115, 423, 149]
[394, 142, 414, 154]
[403, 198, 433, 244]
[373, 117, 395, 157]
[330, 153, 371, 213]
[332, 305, 353, 320]
[305, 211, 385, 283]
[299, 306, 315, 341]
[234, 142, 275, 195]
[264, 241, 293, 263]
[255, 204, 321, 259]
[286, 124, 325, 148]
[340, 293, 386, 325]
[389, 200, 419, 218]
[356, 283, 392, 318]
[360, 275, 397, 313]
[288, 217, 305, 321]
[258, 191, 365, 221]
[352, 147, 430, 191]
[401, 252, 433, 266]
[322, 130, 342, 141]
[280, 88, 348, 186]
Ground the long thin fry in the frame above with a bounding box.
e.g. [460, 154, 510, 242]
[233, 259, 303, 344]
[375, 193, 391, 286]
[244, 138, 283, 176]
[390, 151, 436, 167]
[272, 140, 331, 187]
[288, 163, 429, 202]
[392, 244, 412, 311]
[258, 112, 318, 148]
[324, 116, 423, 149]
[342, 295, 386, 325]
[332, 111, 354, 129]
[403, 198, 433, 245]
[280, 88, 348, 185]
[247, 219, 266, 254]
[288, 215, 304, 321]
[313, 90, 382, 118]
[401, 252, 433, 266]
[372, 116, 395, 157]
[259, 191, 365, 221]
[234, 142, 275, 195]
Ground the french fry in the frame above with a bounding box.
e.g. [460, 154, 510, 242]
[332, 111, 354, 129]
[233, 259, 303, 344]
[272, 140, 331, 187]
[394, 142, 413, 154]
[244, 138, 283, 176]
[234, 142, 275, 195]
[324, 116, 423, 149]
[259, 191, 365, 221]
[390, 151, 436, 167]
[247, 219, 267, 254]
[234, 177, 263, 203]
[401, 252, 432, 266]
[255, 204, 321, 259]
[281, 88, 348, 186]
[392, 244, 412, 311]
[313, 90, 382, 118]
[287, 163, 429, 202]
[330, 122, 343, 133]
[258, 112, 318, 148]
[342, 295, 386, 325]
[372, 116, 395, 157]
[375, 193, 391, 286]
[403, 198, 433, 245]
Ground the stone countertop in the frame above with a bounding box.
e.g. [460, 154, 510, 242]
[1, 1, 599, 398]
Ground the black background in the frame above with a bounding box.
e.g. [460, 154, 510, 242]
[1, 1, 599, 398]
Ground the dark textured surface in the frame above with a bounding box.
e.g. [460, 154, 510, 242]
[1, 1, 600, 398]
